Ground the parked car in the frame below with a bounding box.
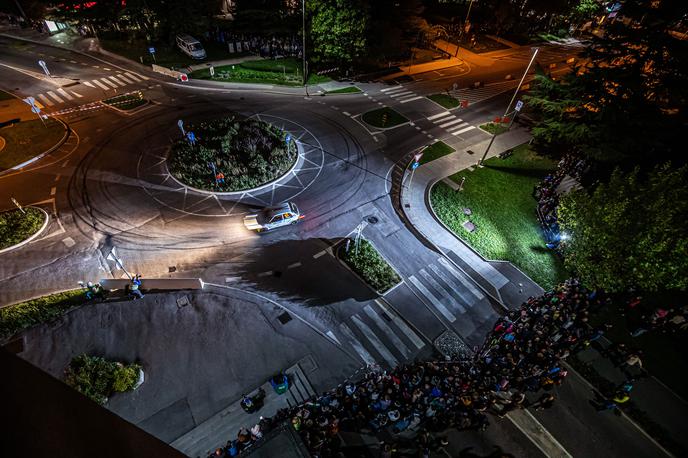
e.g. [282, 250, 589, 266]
[243, 202, 302, 232]
[175, 34, 206, 60]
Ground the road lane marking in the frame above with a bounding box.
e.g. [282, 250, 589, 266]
[37, 94, 54, 106]
[437, 257, 484, 300]
[257, 271, 272, 277]
[62, 237, 75, 247]
[447, 122, 469, 132]
[54, 174, 61, 182]
[124, 72, 142, 82]
[46, 91, 64, 103]
[364, 304, 411, 359]
[325, 330, 341, 346]
[399, 95, 423, 103]
[83, 81, 95, 88]
[374, 299, 425, 349]
[452, 125, 476, 135]
[507, 409, 573, 458]
[313, 250, 327, 259]
[56, 88, 73, 100]
[428, 111, 451, 120]
[287, 262, 302, 269]
[351, 315, 398, 367]
[408, 275, 456, 322]
[100, 78, 118, 88]
[429, 264, 471, 309]
[339, 322, 377, 366]
[92, 79, 110, 90]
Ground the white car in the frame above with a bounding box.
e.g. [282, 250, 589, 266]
[243, 202, 302, 232]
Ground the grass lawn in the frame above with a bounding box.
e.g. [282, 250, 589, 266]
[361, 107, 408, 128]
[340, 239, 401, 293]
[418, 141, 454, 165]
[327, 86, 362, 94]
[427, 93, 460, 109]
[480, 122, 509, 135]
[430, 144, 568, 290]
[0, 289, 86, 340]
[0, 207, 46, 250]
[0, 119, 65, 171]
[190, 57, 330, 86]
[102, 92, 147, 111]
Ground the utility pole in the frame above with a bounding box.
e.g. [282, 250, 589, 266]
[478, 47, 539, 166]
[302, 0, 308, 94]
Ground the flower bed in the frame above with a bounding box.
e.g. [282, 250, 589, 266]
[64, 354, 142, 405]
[168, 116, 298, 192]
[339, 239, 400, 293]
[0, 207, 47, 250]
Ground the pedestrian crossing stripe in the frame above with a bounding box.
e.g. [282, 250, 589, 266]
[92, 79, 110, 90]
[447, 122, 469, 132]
[351, 314, 398, 367]
[374, 299, 425, 349]
[428, 111, 451, 120]
[391, 90, 413, 98]
[101, 78, 118, 88]
[47, 91, 64, 103]
[117, 74, 135, 84]
[339, 322, 377, 366]
[418, 268, 464, 314]
[124, 72, 143, 82]
[399, 95, 423, 104]
[363, 304, 411, 359]
[107, 76, 126, 87]
[380, 85, 404, 93]
[37, 94, 53, 106]
[83, 81, 95, 88]
[452, 125, 476, 136]
[71, 91, 83, 98]
[408, 275, 457, 322]
[439, 118, 463, 128]
[437, 257, 484, 300]
[56, 88, 73, 101]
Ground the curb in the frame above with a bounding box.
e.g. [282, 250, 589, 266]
[165, 128, 302, 197]
[0, 118, 70, 177]
[0, 207, 50, 255]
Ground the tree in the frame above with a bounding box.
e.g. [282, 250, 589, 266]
[526, 0, 688, 167]
[307, 0, 368, 65]
[557, 163, 688, 293]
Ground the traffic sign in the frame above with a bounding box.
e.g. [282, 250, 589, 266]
[411, 161, 420, 170]
[285, 133, 292, 144]
[148, 47, 156, 54]
[38, 59, 50, 77]
[209, 66, 215, 77]
[413, 152, 423, 162]
[177, 119, 185, 136]
[179, 73, 188, 82]
[515, 100, 524, 112]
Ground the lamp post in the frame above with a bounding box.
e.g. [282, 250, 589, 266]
[478, 47, 539, 166]
[302, 0, 308, 92]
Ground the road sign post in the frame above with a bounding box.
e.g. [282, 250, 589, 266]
[22, 96, 46, 127]
[177, 119, 185, 136]
[10, 197, 25, 214]
[209, 65, 215, 77]
[148, 47, 156, 63]
[37, 60, 50, 77]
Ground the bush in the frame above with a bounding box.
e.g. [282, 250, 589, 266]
[340, 239, 401, 293]
[0, 289, 86, 340]
[168, 116, 298, 192]
[65, 355, 141, 405]
[0, 207, 46, 250]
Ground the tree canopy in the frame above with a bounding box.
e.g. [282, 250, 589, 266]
[557, 163, 688, 293]
[306, 0, 369, 65]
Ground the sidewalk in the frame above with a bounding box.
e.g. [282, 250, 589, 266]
[400, 128, 544, 310]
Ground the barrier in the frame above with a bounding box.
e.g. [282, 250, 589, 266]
[100, 278, 203, 291]
[151, 64, 184, 79]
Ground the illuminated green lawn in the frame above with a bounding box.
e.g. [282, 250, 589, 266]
[430, 144, 568, 289]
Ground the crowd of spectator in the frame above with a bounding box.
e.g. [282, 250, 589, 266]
[533, 153, 588, 249]
[204, 29, 302, 59]
[206, 279, 610, 458]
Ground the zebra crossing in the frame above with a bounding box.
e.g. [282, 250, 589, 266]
[427, 111, 476, 136]
[334, 299, 426, 369]
[32, 71, 148, 109]
[447, 79, 522, 107]
[379, 85, 424, 104]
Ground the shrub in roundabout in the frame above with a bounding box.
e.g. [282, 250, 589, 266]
[168, 116, 298, 192]
[64, 354, 142, 405]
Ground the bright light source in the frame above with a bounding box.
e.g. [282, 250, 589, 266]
[560, 232, 570, 241]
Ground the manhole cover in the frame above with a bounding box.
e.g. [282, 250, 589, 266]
[176, 296, 190, 308]
[466, 149, 475, 155]
[367, 216, 379, 224]
[278, 312, 292, 324]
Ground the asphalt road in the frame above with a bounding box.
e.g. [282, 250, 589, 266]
[0, 35, 672, 457]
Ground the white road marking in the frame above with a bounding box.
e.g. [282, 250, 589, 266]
[108, 76, 126, 87]
[364, 304, 411, 359]
[313, 250, 327, 259]
[92, 79, 110, 90]
[100, 78, 118, 88]
[448, 122, 470, 132]
[399, 95, 423, 104]
[62, 237, 75, 247]
[408, 275, 456, 322]
[507, 409, 573, 458]
[224, 276, 240, 283]
[117, 74, 135, 84]
[342, 111, 350, 116]
[374, 299, 425, 349]
[287, 262, 302, 269]
[428, 111, 451, 120]
[452, 125, 476, 135]
[37, 94, 54, 106]
[70, 90, 83, 98]
[380, 86, 404, 93]
[439, 118, 465, 128]
[351, 315, 398, 367]
[124, 72, 142, 82]
[83, 81, 95, 88]
[429, 264, 471, 308]
[326, 330, 341, 345]
[418, 268, 463, 313]
[50, 187, 56, 196]
[257, 271, 272, 277]
[339, 322, 377, 366]
[54, 174, 61, 182]
[437, 257, 484, 300]
[47, 91, 64, 103]
[56, 88, 73, 100]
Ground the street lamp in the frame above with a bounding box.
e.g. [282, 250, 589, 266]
[478, 47, 539, 166]
[302, 0, 308, 90]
